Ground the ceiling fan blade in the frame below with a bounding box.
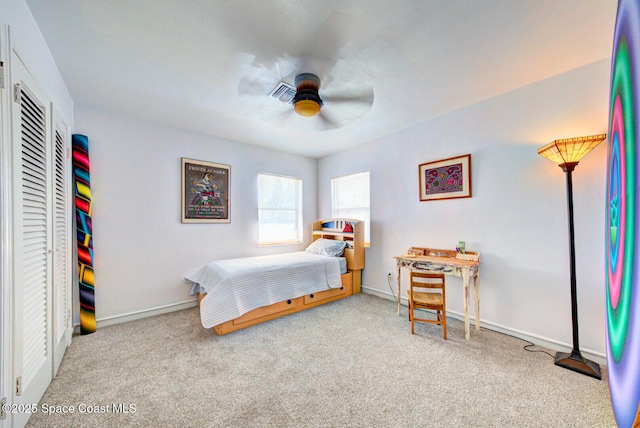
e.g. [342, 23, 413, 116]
[321, 90, 374, 125]
[318, 110, 341, 130]
[238, 76, 275, 96]
[237, 54, 301, 96]
[320, 107, 368, 129]
[253, 101, 294, 125]
[322, 86, 374, 105]
[312, 114, 336, 131]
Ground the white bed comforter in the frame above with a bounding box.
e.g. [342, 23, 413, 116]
[185, 252, 343, 329]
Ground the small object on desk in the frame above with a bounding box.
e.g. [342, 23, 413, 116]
[457, 241, 466, 254]
[407, 247, 426, 256]
[456, 252, 480, 261]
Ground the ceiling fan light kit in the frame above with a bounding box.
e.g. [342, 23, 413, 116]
[294, 99, 322, 117]
[292, 73, 323, 117]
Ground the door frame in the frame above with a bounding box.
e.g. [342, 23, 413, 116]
[0, 23, 11, 428]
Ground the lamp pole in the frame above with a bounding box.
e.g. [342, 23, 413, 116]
[554, 162, 601, 379]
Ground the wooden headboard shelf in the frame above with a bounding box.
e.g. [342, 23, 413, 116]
[312, 218, 365, 272]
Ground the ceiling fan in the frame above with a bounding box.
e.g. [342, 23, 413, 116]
[237, 56, 375, 130]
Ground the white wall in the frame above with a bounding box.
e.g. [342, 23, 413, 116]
[1, 0, 74, 115]
[318, 59, 611, 361]
[73, 106, 318, 323]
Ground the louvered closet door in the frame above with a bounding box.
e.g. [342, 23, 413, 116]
[11, 52, 53, 427]
[52, 119, 71, 375]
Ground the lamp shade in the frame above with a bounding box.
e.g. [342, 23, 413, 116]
[537, 134, 607, 165]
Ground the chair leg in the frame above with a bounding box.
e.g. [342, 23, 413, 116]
[442, 309, 447, 340]
[408, 301, 415, 334]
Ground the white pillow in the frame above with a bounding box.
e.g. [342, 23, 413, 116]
[305, 238, 347, 257]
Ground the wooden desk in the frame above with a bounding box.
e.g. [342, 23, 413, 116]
[394, 254, 480, 339]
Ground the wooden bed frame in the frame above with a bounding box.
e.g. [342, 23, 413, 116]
[199, 218, 365, 335]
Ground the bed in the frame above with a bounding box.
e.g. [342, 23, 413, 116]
[185, 218, 364, 335]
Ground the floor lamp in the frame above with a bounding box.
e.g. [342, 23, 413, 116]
[537, 134, 606, 379]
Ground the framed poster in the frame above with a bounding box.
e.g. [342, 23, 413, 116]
[182, 158, 230, 223]
[419, 154, 472, 201]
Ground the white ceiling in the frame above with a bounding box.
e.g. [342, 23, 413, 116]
[26, 0, 617, 158]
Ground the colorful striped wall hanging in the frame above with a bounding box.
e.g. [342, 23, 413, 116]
[72, 134, 96, 334]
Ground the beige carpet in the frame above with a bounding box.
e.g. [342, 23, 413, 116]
[26, 293, 615, 427]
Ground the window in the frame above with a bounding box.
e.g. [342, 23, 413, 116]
[331, 171, 370, 245]
[258, 173, 302, 245]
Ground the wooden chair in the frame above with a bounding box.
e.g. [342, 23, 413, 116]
[407, 271, 447, 339]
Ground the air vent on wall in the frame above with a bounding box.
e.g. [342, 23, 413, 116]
[269, 81, 296, 103]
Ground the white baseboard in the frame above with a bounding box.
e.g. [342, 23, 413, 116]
[73, 299, 198, 332]
[361, 286, 607, 367]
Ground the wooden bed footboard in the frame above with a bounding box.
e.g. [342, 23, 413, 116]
[201, 269, 360, 336]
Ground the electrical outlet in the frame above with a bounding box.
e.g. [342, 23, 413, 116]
[387, 272, 393, 280]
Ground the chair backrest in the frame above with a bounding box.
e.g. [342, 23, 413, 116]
[410, 271, 445, 290]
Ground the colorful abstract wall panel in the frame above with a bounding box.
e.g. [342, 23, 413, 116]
[72, 134, 96, 334]
[607, 0, 640, 426]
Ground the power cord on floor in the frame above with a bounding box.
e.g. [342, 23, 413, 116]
[389, 273, 555, 358]
[522, 340, 556, 358]
[387, 273, 398, 305]
[387, 273, 409, 308]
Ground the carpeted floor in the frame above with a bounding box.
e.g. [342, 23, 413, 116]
[26, 293, 615, 427]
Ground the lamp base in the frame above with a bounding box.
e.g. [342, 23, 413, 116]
[554, 350, 601, 379]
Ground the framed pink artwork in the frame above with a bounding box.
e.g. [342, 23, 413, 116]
[419, 154, 472, 201]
